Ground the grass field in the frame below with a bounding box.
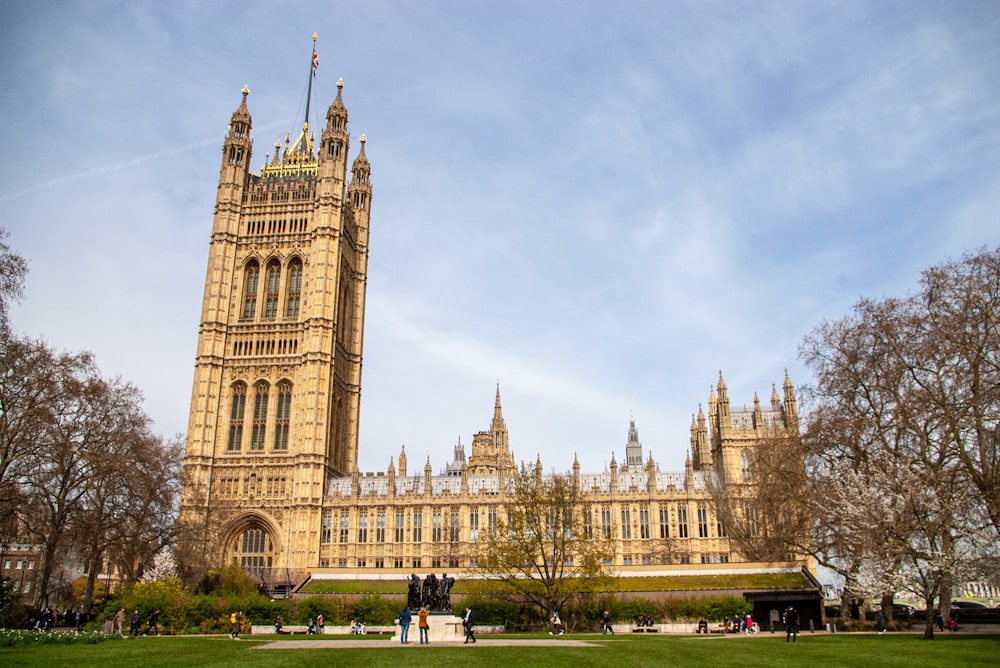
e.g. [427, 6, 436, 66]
[1, 632, 997, 667]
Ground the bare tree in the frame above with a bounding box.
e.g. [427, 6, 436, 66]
[0, 227, 27, 335]
[799, 248, 1000, 638]
[476, 465, 614, 617]
[708, 432, 810, 563]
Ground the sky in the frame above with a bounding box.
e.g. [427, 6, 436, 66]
[1, 1, 998, 476]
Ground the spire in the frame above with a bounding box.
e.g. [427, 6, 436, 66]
[771, 382, 781, 410]
[493, 381, 504, 423]
[625, 410, 643, 469]
[783, 368, 798, 426]
[490, 381, 508, 453]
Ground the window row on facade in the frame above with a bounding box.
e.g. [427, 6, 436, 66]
[240, 257, 302, 321]
[245, 216, 309, 236]
[319, 502, 733, 546]
[227, 380, 292, 453]
[232, 336, 299, 357]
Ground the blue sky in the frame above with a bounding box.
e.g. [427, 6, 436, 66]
[2, 1, 998, 475]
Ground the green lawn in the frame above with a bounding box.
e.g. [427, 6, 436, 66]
[1, 632, 997, 667]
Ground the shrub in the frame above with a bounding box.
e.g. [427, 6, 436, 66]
[657, 595, 751, 622]
[295, 596, 340, 624]
[610, 598, 658, 623]
[459, 597, 525, 626]
[349, 594, 395, 625]
[121, 576, 192, 634]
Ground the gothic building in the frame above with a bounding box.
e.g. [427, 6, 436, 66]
[178, 58, 806, 590]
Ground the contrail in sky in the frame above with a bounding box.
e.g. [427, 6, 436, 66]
[0, 119, 293, 202]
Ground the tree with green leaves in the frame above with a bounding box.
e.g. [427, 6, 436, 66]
[475, 463, 614, 617]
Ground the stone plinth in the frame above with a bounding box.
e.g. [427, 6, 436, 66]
[391, 613, 465, 643]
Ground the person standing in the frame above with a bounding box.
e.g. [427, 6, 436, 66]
[463, 606, 476, 644]
[317, 613, 324, 633]
[603, 610, 614, 635]
[114, 607, 125, 635]
[230, 610, 242, 639]
[274, 615, 283, 634]
[418, 606, 430, 644]
[129, 610, 141, 638]
[399, 606, 412, 644]
[784, 606, 799, 642]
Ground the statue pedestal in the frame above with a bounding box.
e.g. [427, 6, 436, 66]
[392, 613, 465, 643]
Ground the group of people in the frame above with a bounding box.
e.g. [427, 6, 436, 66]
[113, 606, 159, 638]
[396, 604, 475, 644]
[635, 614, 655, 627]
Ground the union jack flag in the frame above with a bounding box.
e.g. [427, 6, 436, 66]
[312, 51, 318, 77]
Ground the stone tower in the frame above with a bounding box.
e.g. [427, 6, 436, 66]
[178, 41, 372, 578]
[694, 370, 799, 484]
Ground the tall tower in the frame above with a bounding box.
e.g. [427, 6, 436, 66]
[178, 40, 373, 579]
[624, 412, 644, 470]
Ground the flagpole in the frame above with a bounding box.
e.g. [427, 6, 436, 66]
[304, 33, 317, 129]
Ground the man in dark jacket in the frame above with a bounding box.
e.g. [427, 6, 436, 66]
[784, 607, 799, 642]
[463, 606, 476, 643]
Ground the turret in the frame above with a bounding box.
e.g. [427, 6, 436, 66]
[423, 456, 433, 497]
[609, 453, 619, 493]
[572, 452, 581, 490]
[317, 78, 350, 205]
[783, 369, 798, 427]
[215, 87, 252, 234]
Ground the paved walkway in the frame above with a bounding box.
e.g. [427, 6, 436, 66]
[253, 638, 600, 649]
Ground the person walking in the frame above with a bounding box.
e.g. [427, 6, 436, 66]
[147, 609, 160, 636]
[418, 606, 430, 644]
[399, 606, 412, 644]
[603, 610, 614, 635]
[463, 606, 476, 644]
[114, 607, 125, 635]
[230, 610, 243, 639]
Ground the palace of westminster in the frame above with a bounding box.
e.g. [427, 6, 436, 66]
[177, 50, 806, 590]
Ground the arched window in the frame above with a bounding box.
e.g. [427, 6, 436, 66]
[274, 381, 291, 450]
[250, 381, 269, 451]
[233, 527, 273, 570]
[227, 383, 247, 451]
[740, 450, 754, 482]
[241, 261, 259, 320]
[264, 260, 281, 319]
[285, 258, 302, 318]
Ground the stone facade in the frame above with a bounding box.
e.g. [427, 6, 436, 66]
[178, 67, 806, 591]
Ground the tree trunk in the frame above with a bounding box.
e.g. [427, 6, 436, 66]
[922, 595, 935, 640]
